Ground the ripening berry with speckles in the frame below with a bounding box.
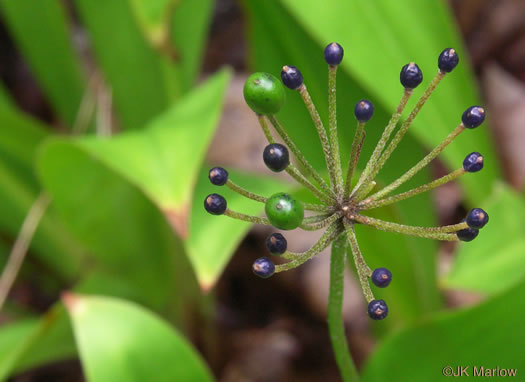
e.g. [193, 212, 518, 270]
[243, 72, 285, 115]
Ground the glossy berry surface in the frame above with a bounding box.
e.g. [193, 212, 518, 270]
[263, 143, 290, 172]
[265, 192, 304, 230]
[281, 66, 303, 90]
[354, 100, 374, 122]
[324, 42, 344, 65]
[438, 48, 459, 73]
[368, 299, 388, 320]
[466, 208, 489, 229]
[204, 193, 227, 215]
[400, 63, 423, 89]
[208, 167, 228, 186]
[462, 106, 485, 128]
[456, 227, 479, 242]
[266, 233, 287, 255]
[253, 257, 275, 278]
[371, 268, 392, 288]
[463, 152, 484, 173]
[243, 72, 285, 115]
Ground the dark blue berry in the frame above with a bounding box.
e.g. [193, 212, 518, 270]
[400, 63, 423, 89]
[204, 193, 227, 215]
[462, 106, 485, 128]
[371, 268, 392, 288]
[324, 42, 344, 65]
[263, 143, 290, 172]
[466, 208, 489, 229]
[208, 167, 228, 186]
[253, 257, 275, 278]
[438, 48, 459, 73]
[281, 66, 303, 90]
[367, 299, 388, 320]
[266, 233, 287, 255]
[354, 100, 374, 122]
[463, 152, 484, 173]
[456, 227, 479, 242]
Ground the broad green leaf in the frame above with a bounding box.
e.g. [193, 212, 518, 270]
[65, 69, 230, 237]
[445, 183, 525, 294]
[74, 0, 179, 129]
[188, 167, 288, 290]
[280, 0, 500, 204]
[0, 0, 86, 126]
[244, 0, 442, 328]
[65, 294, 214, 382]
[362, 279, 525, 381]
[38, 139, 194, 312]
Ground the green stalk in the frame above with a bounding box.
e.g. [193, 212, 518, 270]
[351, 214, 461, 241]
[266, 115, 335, 198]
[344, 122, 366, 199]
[298, 84, 340, 195]
[361, 168, 465, 210]
[328, 65, 345, 199]
[224, 209, 271, 226]
[327, 232, 360, 382]
[226, 179, 266, 203]
[369, 123, 465, 201]
[286, 164, 334, 204]
[344, 221, 374, 303]
[300, 211, 343, 231]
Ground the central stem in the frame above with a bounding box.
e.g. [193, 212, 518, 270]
[328, 232, 360, 382]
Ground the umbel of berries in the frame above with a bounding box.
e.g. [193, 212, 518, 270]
[206, 43, 490, 379]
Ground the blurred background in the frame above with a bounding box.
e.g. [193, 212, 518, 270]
[1, 0, 525, 381]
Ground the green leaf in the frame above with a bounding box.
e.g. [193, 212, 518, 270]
[244, 0, 442, 327]
[187, 167, 287, 290]
[65, 294, 214, 382]
[362, 279, 525, 381]
[245, 0, 499, 205]
[445, 183, 525, 294]
[0, 0, 86, 126]
[74, 0, 178, 129]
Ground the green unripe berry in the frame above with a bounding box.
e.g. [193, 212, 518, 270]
[243, 72, 285, 115]
[265, 192, 304, 230]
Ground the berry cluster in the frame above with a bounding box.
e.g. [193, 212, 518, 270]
[205, 44, 489, 321]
